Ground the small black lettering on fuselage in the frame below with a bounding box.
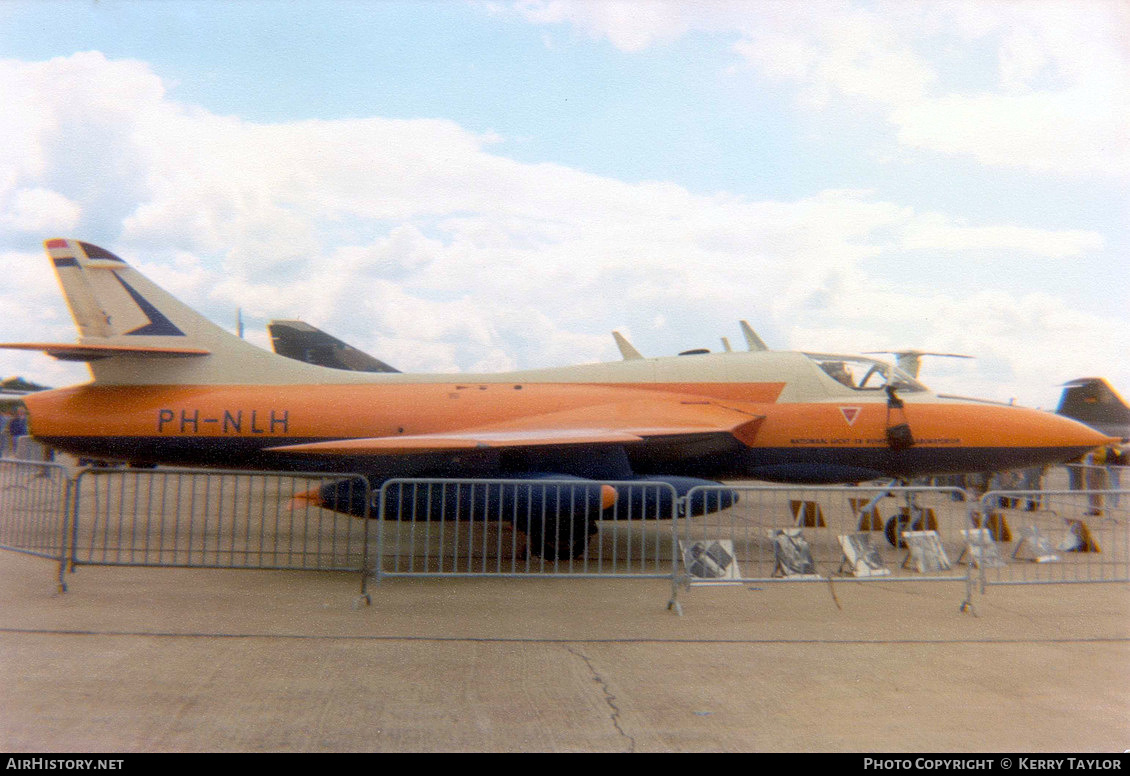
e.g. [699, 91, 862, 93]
[157, 409, 289, 435]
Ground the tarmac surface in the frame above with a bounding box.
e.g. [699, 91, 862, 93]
[1, 550, 1127, 752]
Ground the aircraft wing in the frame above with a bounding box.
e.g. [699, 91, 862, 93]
[268, 399, 765, 455]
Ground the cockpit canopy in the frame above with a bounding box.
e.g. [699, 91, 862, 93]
[806, 354, 928, 393]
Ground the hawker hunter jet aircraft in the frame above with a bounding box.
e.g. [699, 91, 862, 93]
[0, 240, 1115, 554]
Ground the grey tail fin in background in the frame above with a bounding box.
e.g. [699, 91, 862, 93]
[1056, 378, 1130, 442]
[268, 320, 400, 373]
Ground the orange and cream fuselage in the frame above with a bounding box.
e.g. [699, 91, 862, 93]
[6, 239, 1114, 484]
[23, 354, 1111, 483]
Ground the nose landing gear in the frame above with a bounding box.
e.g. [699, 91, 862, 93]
[883, 489, 938, 548]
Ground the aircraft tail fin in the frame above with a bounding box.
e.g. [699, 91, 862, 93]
[1, 239, 327, 385]
[739, 321, 768, 352]
[1056, 378, 1130, 441]
[612, 331, 643, 361]
[268, 319, 400, 373]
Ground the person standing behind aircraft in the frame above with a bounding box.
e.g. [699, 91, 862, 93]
[7, 407, 27, 455]
[1068, 455, 1085, 491]
[0, 409, 10, 457]
[1085, 449, 1108, 516]
[1021, 466, 1046, 511]
[1106, 446, 1125, 508]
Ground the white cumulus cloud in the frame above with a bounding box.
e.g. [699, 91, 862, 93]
[515, 0, 1130, 177]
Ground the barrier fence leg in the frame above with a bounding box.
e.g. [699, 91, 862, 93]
[355, 481, 373, 608]
[56, 476, 75, 594]
[667, 575, 683, 616]
[960, 559, 977, 615]
[356, 539, 372, 608]
[355, 575, 372, 609]
[666, 509, 683, 615]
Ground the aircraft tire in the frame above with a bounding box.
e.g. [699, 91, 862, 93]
[884, 512, 931, 548]
[884, 514, 912, 548]
[524, 513, 591, 561]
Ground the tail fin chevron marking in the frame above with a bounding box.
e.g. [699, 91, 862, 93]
[112, 274, 185, 337]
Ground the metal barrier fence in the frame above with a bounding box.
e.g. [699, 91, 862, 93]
[371, 478, 679, 582]
[0, 458, 70, 560]
[0, 461, 1125, 607]
[972, 489, 1129, 586]
[678, 484, 972, 586]
[70, 467, 371, 571]
[1061, 463, 1126, 494]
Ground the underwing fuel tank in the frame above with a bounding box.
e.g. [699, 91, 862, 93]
[297, 474, 738, 521]
[296, 475, 615, 560]
[293, 474, 740, 558]
[614, 476, 739, 517]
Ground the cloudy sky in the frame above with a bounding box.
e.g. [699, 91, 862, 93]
[0, 0, 1126, 408]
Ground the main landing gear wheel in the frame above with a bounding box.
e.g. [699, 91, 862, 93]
[884, 514, 912, 548]
[884, 509, 933, 548]
[525, 514, 596, 561]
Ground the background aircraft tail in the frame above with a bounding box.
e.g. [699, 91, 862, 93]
[1056, 377, 1130, 442]
[268, 319, 399, 373]
[16, 239, 330, 386]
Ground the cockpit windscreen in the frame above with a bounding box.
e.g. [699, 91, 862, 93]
[806, 354, 927, 393]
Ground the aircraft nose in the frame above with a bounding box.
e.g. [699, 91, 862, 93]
[1001, 405, 1118, 465]
[935, 403, 1118, 474]
[1041, 410, 1120, 449]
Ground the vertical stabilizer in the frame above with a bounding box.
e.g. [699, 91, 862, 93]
[269, 319, 400, 373]
[739, 321, 769, 352]
[612, 331, 644, 361]
[1056, 378, 1130, 441]
[36, 239, 330, 385]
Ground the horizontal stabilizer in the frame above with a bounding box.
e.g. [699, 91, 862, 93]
[0, 342, 210, 362]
